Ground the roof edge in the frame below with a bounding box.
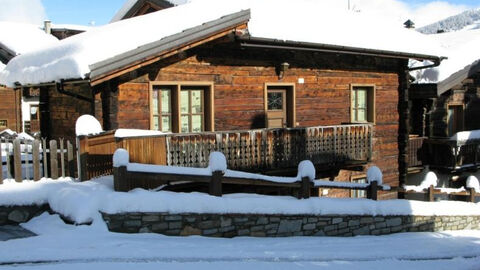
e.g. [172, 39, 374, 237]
[437, 59, 480, 96]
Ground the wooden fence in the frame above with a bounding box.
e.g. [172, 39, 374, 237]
[396, 186, 479, 203]
[0, 138, 75, 183]
[80, 124, 372, 181]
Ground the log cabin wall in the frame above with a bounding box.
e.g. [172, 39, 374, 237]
[0, 86, 22, 133]
[103, 41, 403, 199]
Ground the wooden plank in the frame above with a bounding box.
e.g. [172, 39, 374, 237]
[13, 139, 21, 182]
[42, 138, 48, 178]
[24, 140, 29, 180]
[33, 140, 40, 181]
[67, 140, 74, 177]
[60, 138, 65, 178]
[6, 140, 12, 179]
[50, 140, 58, 179]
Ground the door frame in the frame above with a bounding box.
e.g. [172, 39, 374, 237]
[264, 83, 296, 128]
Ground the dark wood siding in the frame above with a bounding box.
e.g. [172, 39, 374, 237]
[0, 86, 21, 132]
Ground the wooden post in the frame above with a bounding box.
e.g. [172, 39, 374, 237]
[113, 166, 127, 192]
[13, 139, 21, 182]
[367, 181, 378, 201]
[6, 141, 12, 179]
[50, 140, 58, 180]
[209, 171, 223, 197]
[0, 139, 3, 184]
[67, 140, 74, 177]
[468, 188, 476, 203]
[60, 138, 65, 178]
[300, 176, 311, 199]
[33, 140, 40, 181]
[24, 140, 30, 180]
[425, 185, 434, 202]
[78, 136, 89, 181]
[42, 138, 48, 178]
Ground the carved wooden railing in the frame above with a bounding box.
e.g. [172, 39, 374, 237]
[79, 124, 372, 180]
[407, 136, 427, 168]
[426, 135, 480, 171]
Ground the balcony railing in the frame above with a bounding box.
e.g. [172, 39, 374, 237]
[78, 124, 373, 180]
[425, 134, 480, 171]
[407, 136, 427, 168]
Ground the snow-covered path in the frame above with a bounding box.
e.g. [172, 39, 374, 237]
[0, 214, 479, 269]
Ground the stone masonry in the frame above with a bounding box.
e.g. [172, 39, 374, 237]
[0, 205, 50, 225]
[101, 212, 480, 238]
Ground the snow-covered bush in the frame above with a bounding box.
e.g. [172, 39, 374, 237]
[113, 149, 129, 168]
[75, 115, 103, 137]
[208, 152, 227, 173]
[297, 160, 315, 181]
[367, 166, 382, 185]
[466, 175, 480, 193]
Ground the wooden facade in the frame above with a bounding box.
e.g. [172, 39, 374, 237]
[0, 86, 21, 133]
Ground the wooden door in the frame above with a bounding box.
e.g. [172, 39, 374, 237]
[266, 89, 287, 128]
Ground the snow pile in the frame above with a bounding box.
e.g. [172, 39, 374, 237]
[0, 62, 5, 73]
[0, 22, 58, 56]
[367, 166, 383, 184]
[113, 149, 129, 167]
[208, 152, 227, 173]
[405, 171, 438, 192]
[114, 129, 164, 138]
[467, 175, 480, 193]
[75, 115, 103, 136]
[0, 0, 443, 87]
[1, 176, 480, 224]
[418, 8, 480, 34]
[451, 130, 480, 144]
[296, 160, 315, 181]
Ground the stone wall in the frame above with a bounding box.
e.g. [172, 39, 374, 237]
[0, 205, 50, 225]
[102, 212, 480, 238]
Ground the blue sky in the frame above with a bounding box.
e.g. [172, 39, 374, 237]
[15, 0, 480, 25]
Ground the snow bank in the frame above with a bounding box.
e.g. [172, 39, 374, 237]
[2, 177, 480, 225]
[208, 152, 227, 173]
[75, 115, 103, 136]
[367, 166, 383, 185]
[0, 0, 443, 87]
[113, 149, 129, 168]
[297, 160, 315, 181]
[467, 176, 480, 193]
[114, 129, 164, 138]
[404, 171, 438, 192]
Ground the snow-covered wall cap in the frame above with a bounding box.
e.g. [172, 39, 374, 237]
[420, 171, 438, 189]
[367, 166, 382, 185]
[297, 160, 315, 181]
[466, 175, 480, 193]
[75, 115, 103, 137]
[208, 152, 227, 173]
[113, 149, 130, 167]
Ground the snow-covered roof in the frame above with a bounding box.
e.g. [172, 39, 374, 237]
[51, 24, 93, 32]
[111, 0, 187, 23]
[0, 0, 444, 87]
[412, 27, 480, 95]
[0, 22, 58, 60]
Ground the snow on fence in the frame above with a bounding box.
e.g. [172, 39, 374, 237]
[113, 149, 387, 200]
[0, 138, 75, 182]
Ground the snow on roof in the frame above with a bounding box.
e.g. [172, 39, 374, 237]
[412, 27, 480, 86]
[0, 0, 444, 87]
[0, 62, 5, 73]
[110, 0, 188, 23]
[0, 22, 58, 56]
[51, 24, 93, 32]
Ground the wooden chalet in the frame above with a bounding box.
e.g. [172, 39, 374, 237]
[110, 0, 178, 22]
[2, 3, 444, 199]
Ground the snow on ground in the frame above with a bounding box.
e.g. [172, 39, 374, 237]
[0, 213, 479, 269]
[0, 0, 443, 87]
[1, 177, 480, 225]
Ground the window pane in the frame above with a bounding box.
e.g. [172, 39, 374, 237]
[153, 116, 159, 130]
[161, 116, 171, 132]
[191, 90, 203, 113]
[181, 91, 189, 113]
[181, 115, 189, 133]
[192, 115, 203, 132]
[152, 91, 159, 114]
[268, 92, 283, 110]
[357, 108, 367, 122]
[356, 89, 367, 109]
[161, 90, 171, 113]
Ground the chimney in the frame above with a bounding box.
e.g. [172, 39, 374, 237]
[44, 20, 52, 34]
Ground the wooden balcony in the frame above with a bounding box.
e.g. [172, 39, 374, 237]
[425, 136, 480, 172]
[79, 124, 373, 180]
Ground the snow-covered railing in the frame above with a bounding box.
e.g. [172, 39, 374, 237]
[1, 137, 75, 182]
[113, 149, 384, 200]
[79, 124, 372, 181]
[399, 172, 480, 203]
[426, 130, 480, 171]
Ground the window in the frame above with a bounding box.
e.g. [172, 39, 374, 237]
[351, 86, 375, 123]
[30, 105, 39, 121]
[447, 105, 464, 136]
[0, 120, 7, 128]
[150, 82, 213, 133]
[350, 176, 367, 198]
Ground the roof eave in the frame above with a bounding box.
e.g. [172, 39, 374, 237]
[437, 59, 480, 96]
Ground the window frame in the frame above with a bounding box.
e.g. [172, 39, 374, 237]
[350, 84, 376, 124]
[0, 119, 7, 128]
[149, 81, 214, 133]
[350, 175, 367, 198]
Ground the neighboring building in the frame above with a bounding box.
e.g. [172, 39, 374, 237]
[110, 0, 185, 22]
[0, 0, 444, 198]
